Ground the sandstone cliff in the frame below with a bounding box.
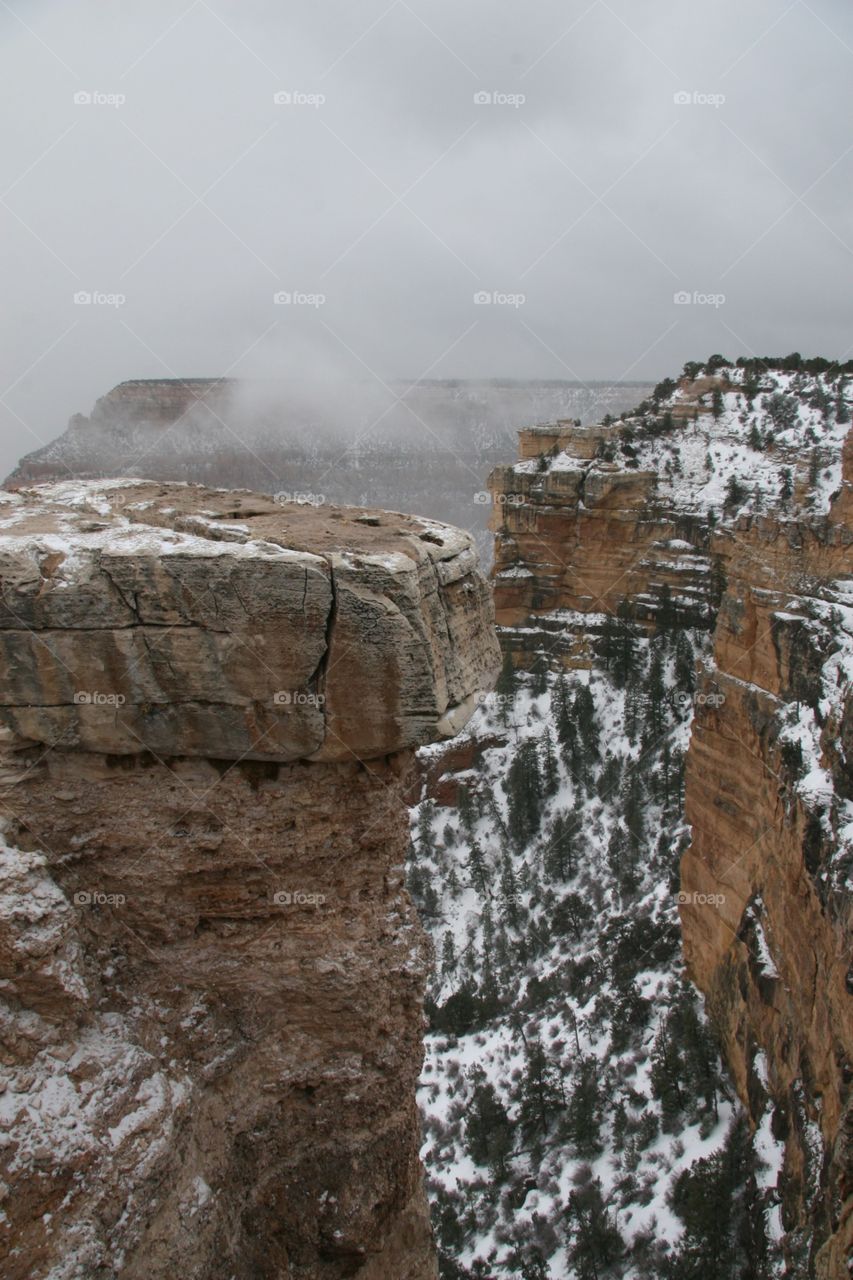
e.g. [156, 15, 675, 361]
[486, 363, 853, 1275]
[0, 481, 500, 1279]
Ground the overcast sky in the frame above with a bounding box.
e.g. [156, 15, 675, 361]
[1, 0, 852, 477]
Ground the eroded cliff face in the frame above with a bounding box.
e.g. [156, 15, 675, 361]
[487, 367, 853, 1276]
[0, 481, 501, 1279]
[681, 485, 853, 1277]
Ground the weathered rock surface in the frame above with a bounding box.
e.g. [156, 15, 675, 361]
[488, 372, 853, 1276]
[0, 481, 500, 762]
[0, 482, 500, 1279]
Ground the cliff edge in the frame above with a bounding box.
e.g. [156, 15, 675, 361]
[0, 481, 501, 1279]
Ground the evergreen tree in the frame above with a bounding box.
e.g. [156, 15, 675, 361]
[711, 388, 725, 420]
[779, 467, 794, 503]
[595, 602, 640, 689]
[499, 857, 521, 927]
[540, 730, 560, 797]
[655, 582, 677, 634]
[573, 684, 599, 761]
[543, 811, 577, 881]
[674, 631, 696, 696]
[506, 740, 543, 848]
[669, 1118, 769, 1279]
[566, 1057, 604, 1156]
[553, 674, 574, 747]
[565, 1179, 624, 1279]
[644, 649, 667, 742]
[517, 1041, 565, 1142]
[417, 800, 436, 852]
[464, 1066, 514, 1179]
[531, 652, 549, 697]
[467, 839, 489, 897]
[441, 930, 456, 977]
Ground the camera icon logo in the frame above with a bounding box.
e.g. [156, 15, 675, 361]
[473, 91, 492, 105]
[673, 290, 692, 305]
[673, 91, 692, 106]
[473, 291, 492, 305]
[74, 891, 92, 905]
[273, 891, 292, 905]
[73, 90, 93, 105]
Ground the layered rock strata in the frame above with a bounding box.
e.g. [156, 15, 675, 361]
[487, 374, 853, 1275]
[0, 481, 500, 1279]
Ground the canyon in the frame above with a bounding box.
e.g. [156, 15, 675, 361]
[0, 480, 500, 1279]
[475, 363, 852, 1275]
[0, 359, 851, 1278]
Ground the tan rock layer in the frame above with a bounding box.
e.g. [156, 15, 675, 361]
[0, 746, 438, 1280]
[0, 481, 500, 763]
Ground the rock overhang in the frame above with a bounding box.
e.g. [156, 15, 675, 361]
[0, 480, 501, 763]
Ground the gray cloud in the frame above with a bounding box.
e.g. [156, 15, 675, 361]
[1, 0, 852, 477]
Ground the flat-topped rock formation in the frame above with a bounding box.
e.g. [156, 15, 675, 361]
[0, 480, 499, 762]
[0, 482, 499, 1280]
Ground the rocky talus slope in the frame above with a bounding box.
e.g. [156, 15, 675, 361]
[474, 362, 852, 1276]
[0, 481, 500, 1279]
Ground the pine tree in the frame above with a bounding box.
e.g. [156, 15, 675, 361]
[644, 649, 667, 742]
[573, 684, 599, 761]
[553, 674, 574, 747]
[499, 857, 521, 928]
[467, 839, 489, 897]
[441, 930, 456, 977]
[464, 1066, 514, 1179]
[655, 582, 677, 634]
[540, 730, 560, 797]
[566, 1179, 624, 1278]
[711, 388, 725, 420]
[543, 811, 577, 882]
[566, 1057, 604, 1155]
[506, 740, 543, 848]
[516, 1041, 565, 1142]
[674, 630, 696, 695]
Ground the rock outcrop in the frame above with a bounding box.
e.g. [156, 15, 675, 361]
[487, 364, 853, 1276]
[0, 481, 500, 1279]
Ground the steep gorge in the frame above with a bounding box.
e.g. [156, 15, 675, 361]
[478, 363, 853, 1275]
